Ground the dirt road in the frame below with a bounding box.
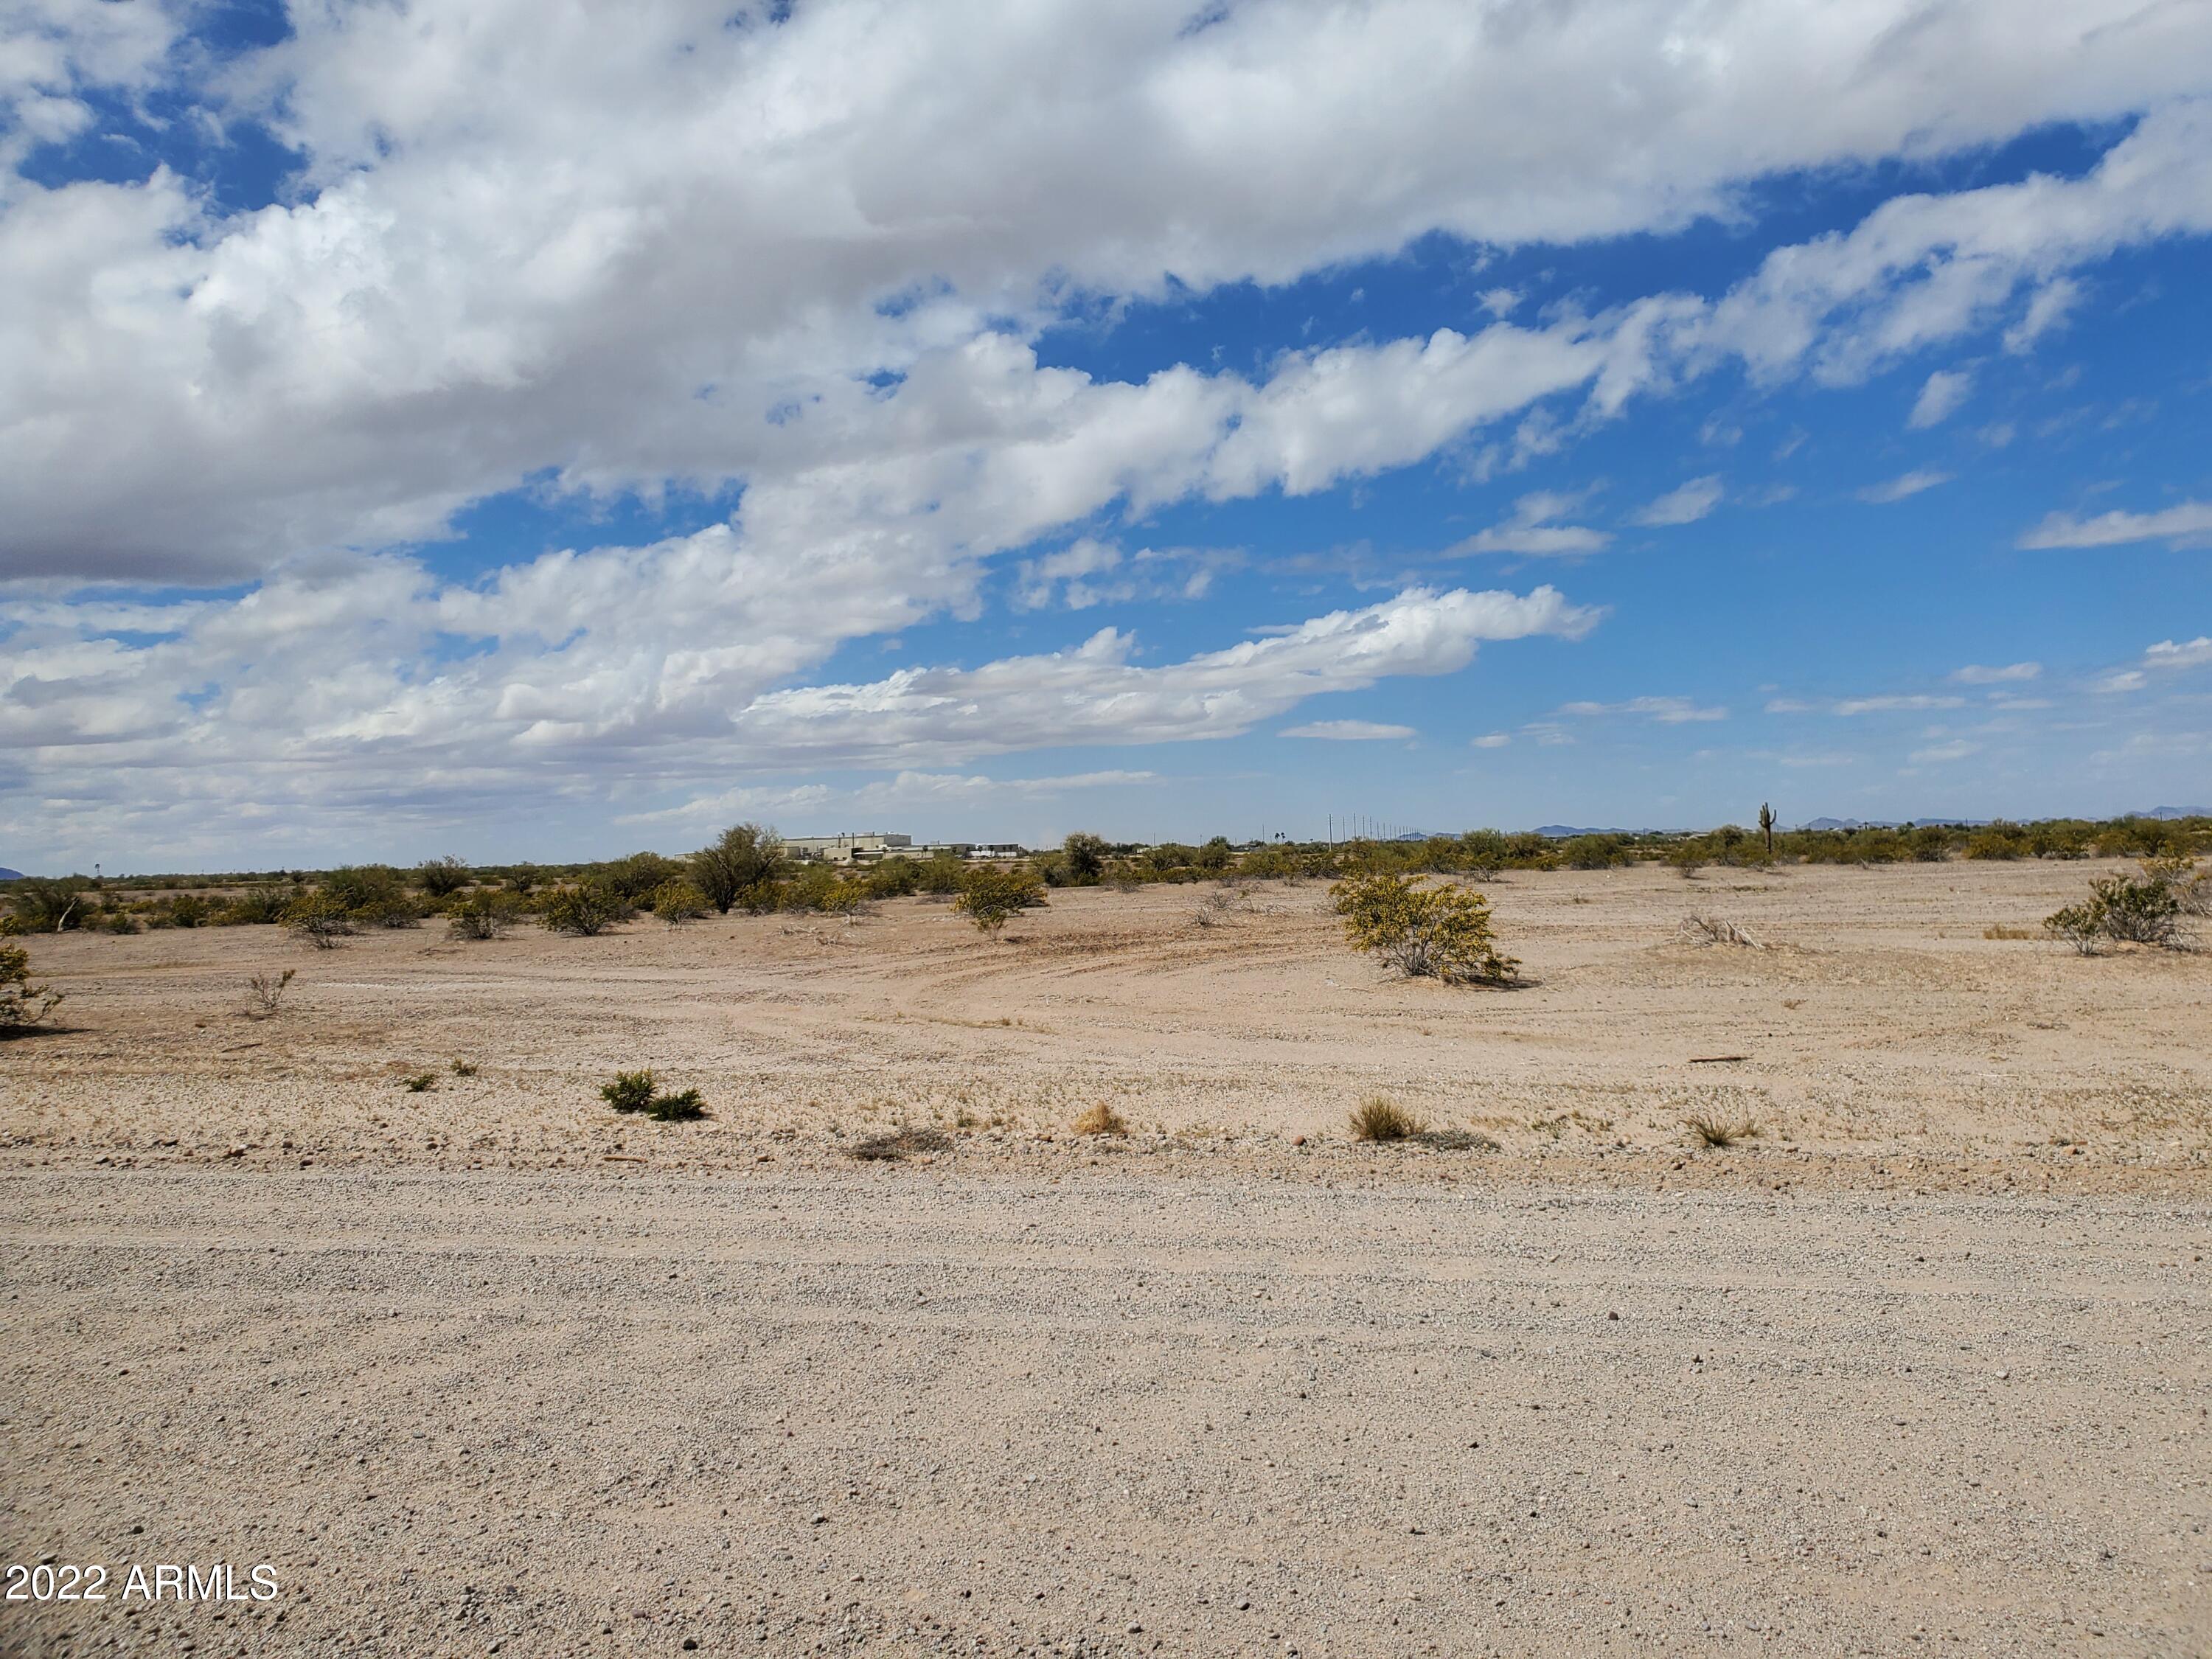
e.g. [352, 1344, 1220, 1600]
[4, 1165, 2206, 1657]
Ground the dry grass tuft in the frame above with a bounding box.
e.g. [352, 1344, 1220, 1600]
[1074, 1102, 1129, 1136]
[1683, 1112, 1759, 1149]
[243, 969, 295, 1020]
[1983, 924, 2037, 940]
[1349, 1093, 1427, 1142]
[1679, 912, 1762, 948]
[848, 1125, 953, 1161]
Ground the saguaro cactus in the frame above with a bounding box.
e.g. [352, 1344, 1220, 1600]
[1758, 801, 1777, 855]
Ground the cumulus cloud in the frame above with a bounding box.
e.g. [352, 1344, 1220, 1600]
[2016, 500, 2212, 549]
[1951, 661, 2041, 684]
[1631, 475, 1724, 526]
[1858, 470, 1952, 504]
[1907, 369, 1973, 428]
[1453, 492, 1613, 557]
[1280, 720, 1416, 741]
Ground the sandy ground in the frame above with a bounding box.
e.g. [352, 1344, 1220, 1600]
[2, 863, 2208, 1655]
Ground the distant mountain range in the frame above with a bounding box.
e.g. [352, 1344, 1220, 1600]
[0, 867, 23, 882]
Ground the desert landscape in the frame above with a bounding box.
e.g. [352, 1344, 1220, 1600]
[4, 860, 2208, 1655]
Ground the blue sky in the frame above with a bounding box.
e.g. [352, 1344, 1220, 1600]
[2, 1, 2208, 870]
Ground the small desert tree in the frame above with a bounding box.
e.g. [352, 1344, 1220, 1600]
[954, 868, 1046, 936]
[1329, 871, 1517, 985]
[691, 823, 784, 914]
[0, 943, 63, 1030]
[5, 877, 88, 933]
[1062, 831, 1109, 886]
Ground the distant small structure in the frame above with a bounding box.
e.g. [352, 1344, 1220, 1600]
[785, 832, 1027, 866]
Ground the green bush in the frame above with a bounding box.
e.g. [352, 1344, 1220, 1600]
[1062, 832, 1109, 885]
[415, 855, 471, 897]
[1329, 871, 1517, 986]
[0, 942, 63, 1030]
[917, 853, 969, 896]
[222, 887, 292, 925]
[600, 1069, 658, 1112]
[864, 857, 922, 898]
[650, 879, 709, 925]
[4, 877, 89, 933]
[603, 850, 687, 902]
[953, 868, 1047, 936]
[784, 865, 867, 916]
[2046, 873, 2185, 953]
[691, 824, 785, 914]
[599, 1068, 706, 1120]
[446, 891, 521, 941]
[542, 883, 629, 936]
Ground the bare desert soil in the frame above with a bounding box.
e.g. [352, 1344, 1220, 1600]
[3, 863, 2208, 1655]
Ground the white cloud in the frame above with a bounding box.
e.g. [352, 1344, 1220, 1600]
[2146, 636, 2212, 670]
[1470, 732, 1512, 748]
[1632, 475, 1724, 526]
[1858, 470, 1952, 504]
[1280, 720, 1416, 741]
[2003, 276, 2082, 353]
[1950, 661, 2041, 684]
[1555, 696, 1726, 724]
[1832, 694, 1968, 714]
[1453, 492, 1613, 557]
[2017, 500, 2212, 549]
[1910, 739, 1980, 765]
[1907, 369, 1972, 429]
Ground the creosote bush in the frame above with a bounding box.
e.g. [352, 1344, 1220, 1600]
[0, 943, 63, 1031]
[650, 879, 710, 925]
[954, 868, 1047, 936]
[284, 893, 355, 949]
[1349, 1093, 1425, 1142]
[1329, 872, 1517, 986]
[416, 855, 471, 897]
[446, 891, 520, 941]
[542, 883, 629, 936]
[401, 1071, 437, 1093]
[2045, 872, 2185, 953]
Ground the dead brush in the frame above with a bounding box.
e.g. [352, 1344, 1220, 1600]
[1683, 1112, 1759, 1150]
[1186, 888, 1242, 929]
[1074, 1102, 1129, 1136]
[1349, 1093, 1427, 1143]
[243, 968, 296, 1020]
[1678, 912, 1761, 948]
[848, 1125, 952, 1162]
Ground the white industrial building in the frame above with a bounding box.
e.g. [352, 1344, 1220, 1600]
[784, 832, 1027, 866]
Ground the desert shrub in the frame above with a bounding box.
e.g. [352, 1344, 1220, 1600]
[784, 864, 868, 916]
[223, 886, 292, 925]
[325, 863, 404, 912]
[600, 1069, 658, 1112]
[1074, 1102, 1128, 1136]
[864, 857, 922, 898]
[243, 969, 295, 1019]
[94, 908, 142, 934]
[446, 891, 521, 941]
[284, 893, 355, 949]
[2143, 855, 2212, 917]
[651, 879, 710, 925]
[400, 1071, 437, 1093]
[645, 1087, 706, 1121]
[917, 853, 970, 896]
[415, 855, 471, 897]
[1558, 833, 1624, 870]
[848, 1125, 950, 1161]
[1909, 825, 1954, 863]
[169, 894, 211, 928]
[603, 850, 687, 903]
[691, 823, 785, 914]
[0, 943, 63, 1030]
[1349, 1093, 1425, 1142]
[542, 883, 629, 936]
[1187, 887, 1239, 929]
[1684, 1113, 1758, 1149]
[1329, 871, 1517, 986]
[1963, 824, 2025, 860]
[954, 868, 1047, 936]
[2046, 874, 2185, 952]
[5, 877, 88, 933]
[1194, 835, 1235, 873]
[1062, 832, 1109, 886]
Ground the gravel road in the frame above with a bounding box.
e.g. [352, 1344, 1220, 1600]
[4, 1166, 2206, 1657]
